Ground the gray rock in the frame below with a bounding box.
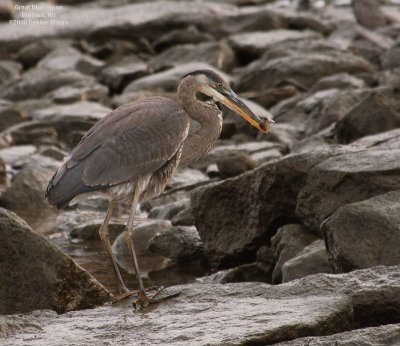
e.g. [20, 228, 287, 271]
[381, 42, 400, 70]
[311, 73, 366, 92]
[0, 208, 111, 314]
[124, 62, 230, 93]
[37, 46, 83, 72]
[191, 148, 340, 268]
[46, 81, 109, 104]
[271, 224, 318, 284]
[147, 226, 204, 263]
[148, 198, 190, 220]
[282, 239, 332, 283]
[148, 41, 235, 73]
[238, 50, 373, 92]
[296, 149, 400, 231]
[216, 151, 257, 178]
[0, 156, 5, 185]
[171, 207, 195, 226]
[322, 191, 400, 272]
[31, 101, 111, 122]
[0, 282, 352, 345]
[0, 145, 37, 165]
[0, 60, 22, 86]
[251, 148, 282, 164]
[100, 56, 148, 93]
[336, 89, 400, 144]
[200, 262, 270, 284]
[0, 100, 27, 132]
[229, 29, 321, 57]
[70, 222, 125, 242]
[273, 324, 400, 346]
[353, 0, 388, 30]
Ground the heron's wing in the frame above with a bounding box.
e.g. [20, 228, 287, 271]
[68, 97, 189, 187]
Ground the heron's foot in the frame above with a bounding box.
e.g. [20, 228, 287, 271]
[132, 287, 181, 309]
[112, 285, 160, 304]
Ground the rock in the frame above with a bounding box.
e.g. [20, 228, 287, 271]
[352, 0, 388, 30]
[0, 155, 59, 213]
[381, 41, 400, 70]
[171, 207, 195, 226]
[191, 148, 340, 268]
[310, 73, 365, 92]
[0, 145, 37, 165]
[148, 198, 190, 220]
[31, 101, 111, 122]
[282, 239, 332, 283]
[322, 191, 400, 272]
[148, 41, 235, 73]
[46, 81, 109, 104]
[0, 67, 94, 101]
[216, 151, 257, 178]
[296, 148, 400, 231]
[0, 156, 5, 186]
[229, 29, 321, 59]
[37, 46, 84, 72]
[100, 56, 148, 93]
[251, 148, 282, 164]
[273, 324, 400, 346]
[124, 62, 230, 93]
[199, 262, 270, 284]
[336, 88, 400, 144]
[1, 281, 353, 345]
[237, 50, 373, 92]
[0, 208, 111, 314]
[167, 168, 209, 190]
[0, 60, 22, 86]
[147, 226, 204, 264]
[271, 224, 318, 284]
[112, 220, 171, 256]
[70, 222, 125, 242]
[0, 100, 27, 132]
[0, 0, 13, 22]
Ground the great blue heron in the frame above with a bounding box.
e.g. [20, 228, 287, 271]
[46, 69, 273, 307]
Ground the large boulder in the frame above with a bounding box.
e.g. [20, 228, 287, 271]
[0, 208, 111, 314]
[322, 191, 400, 272]
[352, 0, 388, 30]
[191, 148, 341, 268]
[296, 148, 400, 232]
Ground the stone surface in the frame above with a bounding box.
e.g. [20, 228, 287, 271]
[336, 89, 400, 144]
[271, 224, 318, 284]
[310, 73, 365, 92]
[171, 207, 195, 226]
[191, 148, 339, 268]
[147, 226, 204, 264]
[296, 148, 400, 231]
[353, 0, 388, 30]
[216, 150, 257, 178]
[322, 191, 400, 272]
[148, 198, 190, 220]
[0, 60, 22, 86]
[1, 283, 352, 345]
[0, 208, 111, 314]
[282, 239, 332, 283]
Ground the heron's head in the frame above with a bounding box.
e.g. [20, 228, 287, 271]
[184, 69, 273, 133]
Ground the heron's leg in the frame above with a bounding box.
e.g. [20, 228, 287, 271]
[99, 200, 129, 295]
[125, 192, 147, 298]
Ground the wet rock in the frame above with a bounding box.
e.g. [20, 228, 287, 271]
[148, 198, 190, 220]
[1, 281, 353, 345]
[0, 155, 59, 213]
[229, 29, 321, 59]
[149, 41, 235, 73]
[167, 168, 209, 190]
[70, 222, 125, 242]
[147, 226, 204, 264]
[171, 207, 195, 226]
[46, 81, 109, 104]
[112, 220, 171, 256]
[200, 262, 270, 284]
[0, 145, 37, 165]
[0, 60, 22, 86]
[100, 56, 148, 93]
[191, 148, 340, 268]
[0, 156, 5, 186]
[285, 13, 333, 35]
[0, 208, 111, 314]
[353, 0, 388, 30]
[0, 100, 27, 132]
[310, 73, 365, 92]
[381, 41, 400, 70]
[336, 89, 400, 144]
[124, 63, 229, 93]
[37, 46, 84, 72]
[274, 324, 400, 346]
[296, 148, 400, 231]
[251, 148, 282, 164]
[282, 239, 332, 283]
[238, 50, 373, 92]
[322, 191, 400, 272]
[216, 151, 257, 178]
[271, 224, 318, 284]
[31, 101, 111, 122]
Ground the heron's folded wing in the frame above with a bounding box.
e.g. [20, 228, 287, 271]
[69, 97, 189, 187]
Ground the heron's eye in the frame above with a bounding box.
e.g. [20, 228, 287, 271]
[216, 82, 223, 89]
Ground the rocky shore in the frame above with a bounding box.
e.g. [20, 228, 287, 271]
[0, 0, 400, 344]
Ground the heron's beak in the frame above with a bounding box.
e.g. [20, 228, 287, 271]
[213, 88, 273, 133]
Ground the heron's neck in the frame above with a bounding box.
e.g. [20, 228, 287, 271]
[177, 77, 222, 167]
